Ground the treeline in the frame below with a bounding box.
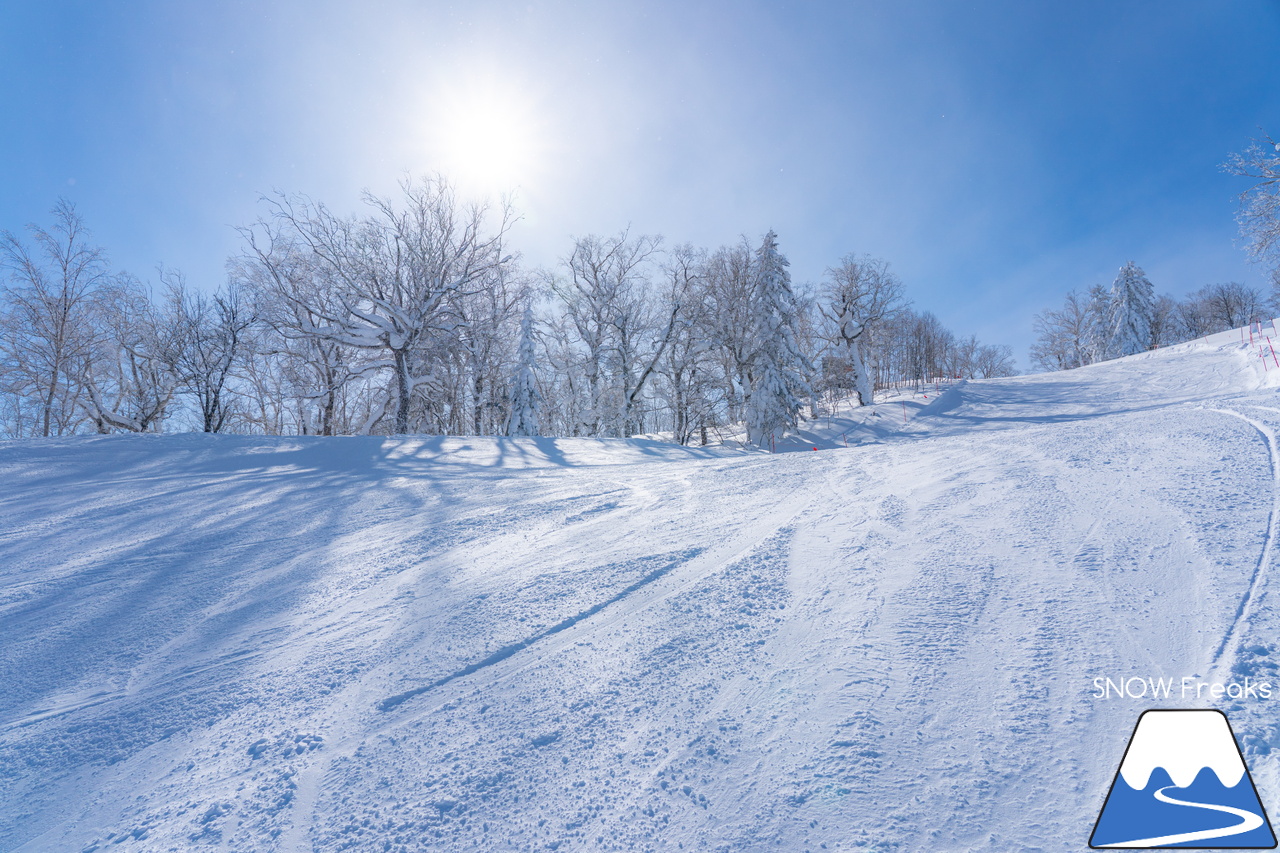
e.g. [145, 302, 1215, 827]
[0, 179, 1015, 444]
[1033, 131, 1280, 372]
[1031, 262, 1275, 372]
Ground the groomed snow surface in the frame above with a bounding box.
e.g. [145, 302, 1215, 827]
[3, 326, 1280, 852]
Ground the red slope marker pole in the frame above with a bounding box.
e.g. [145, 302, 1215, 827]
[1270, 340, 1279, 369]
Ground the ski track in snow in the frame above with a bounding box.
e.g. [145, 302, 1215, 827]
[375, 548, 705, 713]
[279, 477, 824, 853]
[2, 328, 1280, 851]
[1207, 405, 1280, 682]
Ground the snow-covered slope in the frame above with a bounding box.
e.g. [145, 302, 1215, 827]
[3, 327, 1280, 851]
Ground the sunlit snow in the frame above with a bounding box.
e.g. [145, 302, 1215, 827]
[2, 326, 1280, 851]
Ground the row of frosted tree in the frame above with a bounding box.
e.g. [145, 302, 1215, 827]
[1032, 132, 1280, 372]
[1030, 262, 1275, 371]
[0, 179, 1015, 444]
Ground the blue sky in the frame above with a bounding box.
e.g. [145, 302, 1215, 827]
[3, 1, 1279, 364]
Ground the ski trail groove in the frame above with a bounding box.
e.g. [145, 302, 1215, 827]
[278, 486, 817, 851]
[1207, 407, 1280, 680]
[369, 497, 815, 737]
[377, 547, 702, 711]
[373, 469, 817, 720]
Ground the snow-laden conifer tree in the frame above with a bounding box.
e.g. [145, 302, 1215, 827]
[506, 306, 541, 436]
[1108, 261, 1155, 357]
[1085, 284, 1114, 362]
[745, 231, 809, 446]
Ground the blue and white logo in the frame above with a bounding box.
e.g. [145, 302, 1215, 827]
[1091, 709, 1276, 848]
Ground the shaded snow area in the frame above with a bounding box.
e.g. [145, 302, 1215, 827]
[4, 327, 1280, 852]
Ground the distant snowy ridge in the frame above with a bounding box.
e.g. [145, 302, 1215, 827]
[1118, 710, 1246, 790]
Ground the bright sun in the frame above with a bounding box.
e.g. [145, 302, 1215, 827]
[429, 75, 546, 196]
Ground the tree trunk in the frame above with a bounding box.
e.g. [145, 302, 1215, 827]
[673, 367, 686, 444]
[394, 349, 411, 434]
[41, 374, 57, 438]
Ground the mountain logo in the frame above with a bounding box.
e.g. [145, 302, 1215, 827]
[1090, 709, 1276, 849]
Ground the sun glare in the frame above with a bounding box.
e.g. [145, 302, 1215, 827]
[429, 76, 546, 197]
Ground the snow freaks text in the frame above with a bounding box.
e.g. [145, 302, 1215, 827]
[1091, 676, 1274, 701]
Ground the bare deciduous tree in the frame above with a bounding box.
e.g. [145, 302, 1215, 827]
[259, 176, 514, 434]
[235, 227, 368, 435]
[168, 271, 255, 433]
[79, 277, 185, 433]
[550, 231, 663, 436]
[656, 244, 711, 445]
[1227, 133, 1280, 273]
[818, 254, 905, 405]
[699, 240, 757, 425]
[0, 200, 110, 437]
[1198, 281, 1266, 330]
[1149, 293, 1179, 349]
[451, 262, 527, 436]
